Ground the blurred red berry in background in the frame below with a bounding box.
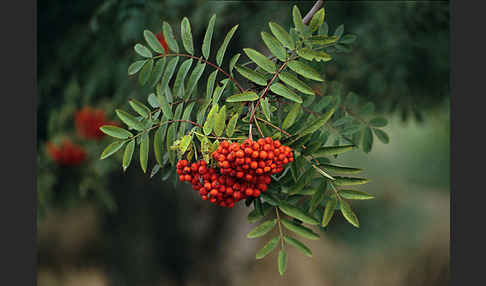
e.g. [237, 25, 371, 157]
[155, 32, 170, 54]
[46, 138, 87, 166]
[74, 106, 118, 140]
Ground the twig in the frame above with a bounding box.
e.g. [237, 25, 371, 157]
[255, 117, 292, 137]
[303, 0, 325, 24]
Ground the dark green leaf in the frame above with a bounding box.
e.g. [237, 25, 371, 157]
[269, 22, 295, 50]
[261, 31, 286, 61]
[313, 145, 354, 157]
[260, 97, 272, 121]
[244, 48, 276, 74]
[278, 72, 314, 95]
[270, 82, 303, 103]
[279, 203, 319, 225]
[292, 5, 305, 34]
[173, 59, 193, 98]
[296, 48, 332, 62]
[362, 126, 373, 153]
[321, 194, 337, 227]
[340, 199, 359, 227]
[256, 237, 280, 259]
[333, 24, 344, 39]
[100, 141, 125, 159]
[373, 128, 390, 144]
[235, 65, 267, 86]
[226, 113, 238, 137]
[212, 78, 229, 105]
[281, 218, 319, 240]
[185, 62, 206, 97]
[309, 8, 325, 33]
[298, 107, 335, 137]
[180, 17, 194, 55]
[166, 124, 176, 165]
[116, 109, 145, 131]
[340, 34, 357, 44]
[139, 133, 149, 173]
[134, 43, 152, 58]
[214, 105, 226, 136]
[287, 60, 324, 82]
[143, 30, 165, 54]
[247, 219, 277, 238]
[100, 125, 133, 139]
[282, 103, 301, 129]
[162, 21, 179, 53]
[160, 57, 179, 90]
[321, 163, 362, 174]
[216, 24, 239, 66]
[339, 189, 374, 200]
[138, 59, 153, 86]
[203, 104, 219, 135]
[128, 60, 146, 75]
[334, 176, 369, 186]
[129, 99, 151, 118]
[284, 236, 312, 257]
[149, 58, 166, 87]
[278, 250, 287, 276]
[226, 91, 259, 102]
[229, 53, 240, 75]
[369, 117, 388, 127]
[308, 35, 339, 45]
[122, 140, 135, 171]
[154, 126, 165, 166]
[206, 70, 218, 98]
[202, 14, 216, 59]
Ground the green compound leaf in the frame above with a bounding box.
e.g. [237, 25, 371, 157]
[270, 82, 303, 103]
[244, 48, 277, 74]
[226, 113, 239, 137]
[235, 65, 267, 86]
[321, 194, 337, 227]
[296, 48, 332, 62]
[134, 43, 152, 58]
[116, 109, 145, 131]
[100, 140, 125, 160]
[129, 99, 151, 118]
[122, 140, 135, 171]
[143, 30, 165, 54]
[333, 176, 369, 186]
[313, 145, 355, 157]
[256, 237, 280, 259]
[269, 22, 295, 50]
[140, 133, 149, 173]
[282, 103, 301, 129]
[339, 189, 374, 200]
[278, 71, 314, 95]
[226, 91, 259, 102]
[340, 199, 359, 227]
[128, 60, 146, 75]
[247, 219, 277, 238]
[203, 104, 219, 135]
[373, 128, 390, 144]
[214, 105, 227, 136]
[309, 8, 325, 33]
[138, 59, 153, 86]
[279, 202, 319, 225]
[216, 24, 239, 66]
[287, 60, 324, 82]
[100, 125, 133, 139]
[284, 236, 312, 257]
[261, 31, 287, 61]
[278, 250, 287, 276]
[180, 17, 194, 55]
[202, 14, 216, 59]
[162, 21, 179, 53]
[281, 218, 319, 240]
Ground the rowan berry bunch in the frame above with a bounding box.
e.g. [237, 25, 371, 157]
[176, 137, 293, 208]
[100, 3, 388, 275]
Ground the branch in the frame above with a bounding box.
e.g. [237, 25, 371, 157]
[302, 0, 325, 24]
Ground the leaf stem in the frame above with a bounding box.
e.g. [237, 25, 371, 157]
[255, 117, 292, 137]
[275, 207, 285, 249]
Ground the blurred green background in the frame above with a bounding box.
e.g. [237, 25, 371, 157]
[37, 1, 449, 285]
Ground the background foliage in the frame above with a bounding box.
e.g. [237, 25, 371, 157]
[37, 1, 449, 285]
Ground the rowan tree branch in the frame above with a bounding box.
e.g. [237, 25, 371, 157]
[303, 0, 325, 24]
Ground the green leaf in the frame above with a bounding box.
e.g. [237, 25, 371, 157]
[282, 103, 301, 129]
[256, 237, 280, 259]
[128, 60, 146, 75]
[122, 140, 135, 171]
[229, 53, 240, 75]
[287, 60, 324, 82]
[312, 164, 335, 180]
[269, 22, 295, 50]
[373, 128, 390, 144]
[212, 78, 229, 105]
[243, 48, 276, 74]
[292, 5, 305, 34]
[226, 91, 259, 102]
[333, 24, 344, 39]
[298, 107, 335, 137]
[197, 100, 211, 125]
[278, 250, 287, 276]
[308, 183, 327, 214]
[279, 202, 319, 225]
[160, 57, 179, 90]
[260, 97, 272, 121]
[100, 141, 125, 159]
[179, 102, 196, 136]
[321, 194, 337, 227]
[247, 219, 277, 238]
[216, 24, 239, 66]
[369, 117, 388, 127]
[143, 30, 165, 54]
[321, 163, 362, 175]
[202, 14, 216, 59]
[138, 59, 153, 86]
[153, 126, 165, 166]
[309, 8, 325, 33]
[157, 85, 173, 120]
[173, 58, 193, 98]
[284, 236, 312, 257]
[296, 48, 332, 62]
[340, 199, 359, 227]
[235, 65, 267, 86]
[226, 113, 238, 137]
[340, 34, 357, 44]
[100, 125, 133, 139]
[278, 72, 314, 95]
[116, 109, 145, 131]
[261, 31, 286, 61]
[308, 35, 339, 45]
[185, 62, 206, 96]
[270, 83, 302, 103]
[280, 218, 319, 240]
[360, 102, 375, 115]
[179, 135, 192, 154]
[333, 176, 369, 186]
[313, 145, 354, 157]
[206, 70, 218, 98]
[214, 105, 226, 136]
[339, 189, 374, 200]
[180, 17, 194, 55]
[129, 99, 151, 118]
[166, 124, 176, 165]
[149, 58, 166, 87]
[134, 43, 152, 58]
[362, 126, 373, 153]
[140, 133, 149, 173]
[162, 21, 179, 53]
[203, 104, 219, 135]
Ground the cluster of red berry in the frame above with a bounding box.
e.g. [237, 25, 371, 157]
[46, 138, 87, 166]
[74, 106, 118, 140]
[176, 137, 294, 208]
